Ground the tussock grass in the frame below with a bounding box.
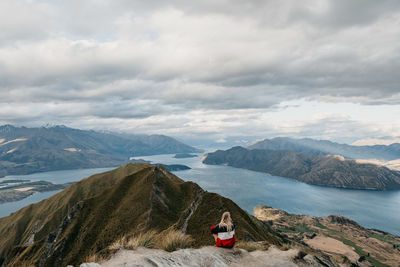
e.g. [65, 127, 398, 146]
[280, 243, 292, 251]
[159, 230, 194, 252]
[107, 229, 194, 253]
[108, 230, 157, 250]
[13, 262, 35, 267]
[125, 230, 157, 249]
[84, 253, 108, 264]
[236, 241, 270, 252]
[83, 230, 194, 263]
[108, 237, 126, 251]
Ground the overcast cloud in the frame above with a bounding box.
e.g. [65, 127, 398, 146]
[1, 0, 400, 146]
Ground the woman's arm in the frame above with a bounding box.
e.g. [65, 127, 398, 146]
[212, 234, 218, 241]
[211, 225, 219, 241]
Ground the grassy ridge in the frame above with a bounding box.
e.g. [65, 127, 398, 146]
[0, 163, 282, 267]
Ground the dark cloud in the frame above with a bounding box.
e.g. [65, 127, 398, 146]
[1, 0, 400, 142]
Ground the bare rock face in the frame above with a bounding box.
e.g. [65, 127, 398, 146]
[327, 215, 362, 228]
[100, 246, 341, 267]
[79, 263, 101, 267]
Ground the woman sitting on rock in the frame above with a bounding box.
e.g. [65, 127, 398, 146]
[210, 211, 235, 248]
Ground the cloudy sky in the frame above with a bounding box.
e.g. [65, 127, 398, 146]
[1, 0, 400, 147]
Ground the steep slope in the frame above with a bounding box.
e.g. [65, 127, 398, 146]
[0, 125, 201, 177]
[249, 137, 400, 161]
[0, 163, 280, 267]
[254, 206, 400, 267]
[202, 146, 400, 190]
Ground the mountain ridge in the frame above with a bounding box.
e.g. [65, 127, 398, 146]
[202, 146, 400, 190]
[249, 137, 400, 161]
[0, 163, 280, 266]
[0, 125, 201, 177]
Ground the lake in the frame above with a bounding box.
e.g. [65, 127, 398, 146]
[1, 154, 399, 236]
[0, 167, 113, 217]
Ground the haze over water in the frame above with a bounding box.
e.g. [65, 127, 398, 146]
[1, 154, 399, 236]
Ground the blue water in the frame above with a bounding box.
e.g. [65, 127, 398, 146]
[139, 154, 400, 236]
[1, 155, 399, 236]
[0, 167, 114, 184]
[0, 190, 63, 217]
[0, 167, 114, 218]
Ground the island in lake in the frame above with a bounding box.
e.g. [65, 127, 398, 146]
[0, 179, 72, 203]
[158, 164, 191, 171]
[173, 153, 198, 158]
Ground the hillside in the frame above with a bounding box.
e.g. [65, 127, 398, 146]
[0, 163, 281, 267]
[249, 137, 400, 161]
[0, 125, 201, 177]
[202, 146, 400, 190]
[254, 206, 400, 267]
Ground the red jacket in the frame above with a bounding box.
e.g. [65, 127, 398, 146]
[210, 223, 235, 248]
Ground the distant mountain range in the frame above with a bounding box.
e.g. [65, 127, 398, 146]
[249, 137, 400, 161]
[202, 146, 400, 190]
[0, 163, 281, 266]
[0, 125, 201, 177]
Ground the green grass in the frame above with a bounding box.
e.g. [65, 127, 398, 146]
[279, 228, 297, 233]
[325, 227, 341, 234]
[369, 233, 395, 245]
[339, 238, 364, 256]
[277, 223, 315, 234]
[295, 223, 315, 233]
[315, 222, 327, 229]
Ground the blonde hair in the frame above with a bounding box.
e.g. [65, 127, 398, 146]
[219, 211, 233, 233]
